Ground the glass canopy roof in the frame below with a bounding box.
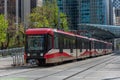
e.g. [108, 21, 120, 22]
[78, 24, 120, 40]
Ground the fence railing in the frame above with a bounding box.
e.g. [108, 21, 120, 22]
[0, 47, 24, 66]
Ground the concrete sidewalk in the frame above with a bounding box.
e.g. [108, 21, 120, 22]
[0, 57, 13, 69]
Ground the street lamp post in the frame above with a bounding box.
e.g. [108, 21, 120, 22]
[16, 0, 19, 32]
[4, 0, 7, 20]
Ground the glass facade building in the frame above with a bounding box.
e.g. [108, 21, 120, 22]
[58, 0, 113, 30]
[113, 0, 120, 25]
[57, 0, 64, 12]
[43, 0, 79, 30]
[78, 0, 110, 25]
[62, 0, 79, 30]
[0, 0, 16, 19]
[0, 0, 22, 24]
[43, 0, 113, 30]
[113, 0, 120, 9]
[0, 0, 37, 20]
[0, 0, 114, 30]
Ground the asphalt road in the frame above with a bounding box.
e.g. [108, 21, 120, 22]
[0, 52, 120, 80]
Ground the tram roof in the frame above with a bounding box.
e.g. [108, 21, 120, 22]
[78, 24, 120, 40]
[25, 28, 54, 35]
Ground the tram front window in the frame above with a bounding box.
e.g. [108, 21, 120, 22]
[27, 35, 45, 51]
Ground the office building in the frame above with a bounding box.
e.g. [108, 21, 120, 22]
[113, 0, 120, 9]
[57, 0, 64, 12]
[0, 0, 16, 20]
[0, 0, 114, 30]
[62, 0, 79, 30]
[0, 0, 41, 28]
[58, 0, 113, 29]
[78, 0, 112, 25]
[42, 0, 114, 29]
[113, 0, 120, 25]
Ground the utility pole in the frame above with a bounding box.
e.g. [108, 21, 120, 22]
[21, 0, 30, 30]
[4, 0, 7, 20]
[16, 0, 19, 32]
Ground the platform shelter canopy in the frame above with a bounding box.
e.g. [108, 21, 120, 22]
[78, 24, 120, 40]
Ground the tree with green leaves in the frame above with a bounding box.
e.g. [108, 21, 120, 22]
[29, 0, 69, 31]
[0, 14, 8, 49]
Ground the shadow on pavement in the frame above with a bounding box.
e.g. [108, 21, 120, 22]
[103, 77, 120, 80]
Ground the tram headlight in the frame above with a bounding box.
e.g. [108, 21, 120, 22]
[27, 53, 30, 56]
[40, 53, 43, 56]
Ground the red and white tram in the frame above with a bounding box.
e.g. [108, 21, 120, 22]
[24, 28, 112, 65]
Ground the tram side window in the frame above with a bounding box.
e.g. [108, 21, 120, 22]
[60, 34, 70, 49]
[69, 39, 71, 49]
[82, 39, 85, 49]
[87, 40, 89, 49]
[82, 39, 88, 49]
[110, 44, 112, 49]
[63, 37, 69, 49]
[55, 33, 76, 51]
[100, 43, 102, 49]
[107, 44, 108, 49]
[94, 41, 97, 49]
[94, 42, 96, 49]
[109, 45, 110, 49]
[101, 43, 103, 49]
[103, 43, 105, 49]
[79, 39, 82, 52]
[66, 37, 71, 49]
[98, 42, 100, 49]
[77, 38, 83, 52]
[63, 38, 65, 48]
[106, 44, 108, 49]
[54, 33, 58, 49]
[58, 34, 64, 52]
[63, 35, 75, 50]
[86, 40, 89, 49]
[95, 41, 99, 49]
[59, 35, 63, 48]
[97, 42, 99, 49]
[108, 44, 111, 49]
[76, 38, 79, 49]
[72, 39, 76, 49]
[48, 35, 52, 50]
[95, 42, 97, 49]
[104, 43, 106, 49]
[84, 40, 87, 49]
[94, 42, 95, 49]
[66, 38, 70, 49]
[91, 41, 94, 49]
[99, 42, 102, 49]
[70, 39, 73, 53]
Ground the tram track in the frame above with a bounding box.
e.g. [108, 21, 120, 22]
[63, 56, 118, 80]
[33, 54, 116, 80]
[0, 54, 116, 80]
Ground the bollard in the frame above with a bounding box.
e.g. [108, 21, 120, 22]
[12, 53, 16, 66]
[20, 52, 24, 65]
